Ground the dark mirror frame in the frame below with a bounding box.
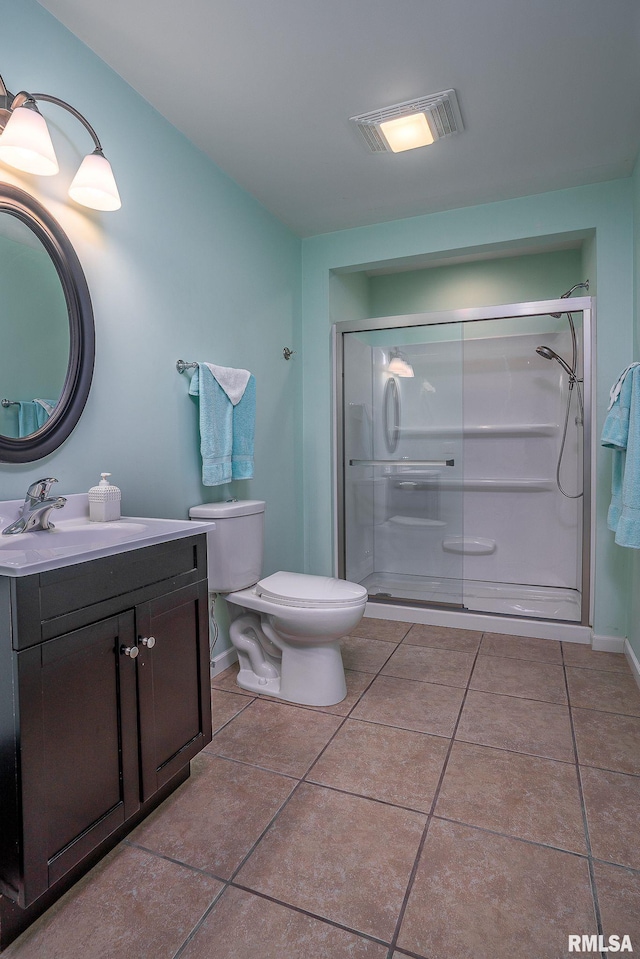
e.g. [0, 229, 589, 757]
[0, 184, 94, 463]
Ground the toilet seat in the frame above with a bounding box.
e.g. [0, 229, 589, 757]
[256, 571, 368, 609]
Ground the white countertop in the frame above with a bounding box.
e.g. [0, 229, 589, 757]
[0, 493, 212, 577]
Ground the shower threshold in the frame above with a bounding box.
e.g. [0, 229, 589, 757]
[361, 572, 581, 622]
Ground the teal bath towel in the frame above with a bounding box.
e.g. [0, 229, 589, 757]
[601, 364, 640, 548]
[189, 364, 256, 486]
[231, 374, 256, 480]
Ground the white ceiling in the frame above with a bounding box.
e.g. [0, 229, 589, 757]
[35, 0, 640, 237]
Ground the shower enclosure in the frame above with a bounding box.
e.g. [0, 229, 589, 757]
[334, 299, 592, 626]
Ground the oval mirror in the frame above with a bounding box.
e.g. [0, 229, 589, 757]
[0, 184, 94, 463]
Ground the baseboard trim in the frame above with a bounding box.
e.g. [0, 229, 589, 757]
[210, 645, 238, 678]
[625, 639, 640, 693]
[592, 633, 626, 654]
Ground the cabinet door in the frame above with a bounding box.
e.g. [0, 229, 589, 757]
[136, 581, 212, 802]
[17, 612, 140, 906]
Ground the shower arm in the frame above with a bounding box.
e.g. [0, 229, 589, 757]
[552, 281, 589, 377]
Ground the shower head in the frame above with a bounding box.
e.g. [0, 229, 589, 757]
[536, 345, 556, 361]
[536, 345, 574, 378]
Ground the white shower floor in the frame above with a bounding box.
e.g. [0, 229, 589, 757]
[361, 571, 582, 622]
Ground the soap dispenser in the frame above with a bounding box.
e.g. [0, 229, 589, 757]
[88, 473, 121, 522]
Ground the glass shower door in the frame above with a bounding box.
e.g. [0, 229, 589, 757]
[342, 323, 464, 607]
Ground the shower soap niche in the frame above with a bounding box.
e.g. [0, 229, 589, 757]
[443, 536, 496, 555]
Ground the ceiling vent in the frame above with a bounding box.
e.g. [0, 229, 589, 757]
[350, 89, 463, 153]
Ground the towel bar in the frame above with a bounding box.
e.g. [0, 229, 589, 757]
[1, 399, 18, 408]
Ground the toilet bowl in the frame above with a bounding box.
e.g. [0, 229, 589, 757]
[189, 501, 367, 706]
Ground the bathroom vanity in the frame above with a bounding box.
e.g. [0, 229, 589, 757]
[0, 503, 213, 948]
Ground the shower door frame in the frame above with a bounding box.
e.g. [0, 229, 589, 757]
[333, 296, 594, 627]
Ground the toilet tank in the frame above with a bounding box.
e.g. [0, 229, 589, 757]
[189, 500, 265, 592]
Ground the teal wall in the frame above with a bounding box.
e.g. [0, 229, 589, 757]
[0, 1, 303, 600]
[367, 249, 583, 317]
[302, 180, 634, 640]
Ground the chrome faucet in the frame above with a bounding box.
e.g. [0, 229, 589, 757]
[2, 477, 67, 535]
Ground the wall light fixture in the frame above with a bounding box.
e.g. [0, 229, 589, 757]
[388, 348, 414, 377]
[0, 73, 121, 211]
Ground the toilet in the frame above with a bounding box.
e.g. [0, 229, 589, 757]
[189, 500, 367, 706]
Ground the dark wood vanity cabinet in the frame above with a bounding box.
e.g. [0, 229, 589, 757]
[0, 534, 212, 946]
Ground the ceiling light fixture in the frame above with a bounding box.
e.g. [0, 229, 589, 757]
[0, 73, 121, 211]
[351, 89, 463, 154]
[388, 348, 414, 378]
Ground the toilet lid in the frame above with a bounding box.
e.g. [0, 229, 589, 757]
[256, 571, 368, 608]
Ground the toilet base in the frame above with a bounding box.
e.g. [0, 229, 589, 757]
[229, 612, 347, 706]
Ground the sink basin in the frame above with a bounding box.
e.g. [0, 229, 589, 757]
[0, 520, 148, 551]
[0, 494, 211, 576]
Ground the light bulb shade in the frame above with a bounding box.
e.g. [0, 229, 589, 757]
[69, 152, 121, 211]
[388, 355, 414, 377]
[0, 105, 59, 175]
[379, 112, 435, 153]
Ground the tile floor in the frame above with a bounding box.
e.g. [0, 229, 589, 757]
[5, 619, 640, 959]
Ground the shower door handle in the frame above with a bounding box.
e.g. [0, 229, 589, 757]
[349, 459, 455, 467]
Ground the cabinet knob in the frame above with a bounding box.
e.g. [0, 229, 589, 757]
[140, 636, 156, 648]
[121, 644, 139, 658]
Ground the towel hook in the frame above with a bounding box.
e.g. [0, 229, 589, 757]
[176, 359, 198, 374]
[283, 347, 295, 361]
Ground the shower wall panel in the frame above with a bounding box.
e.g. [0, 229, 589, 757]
[458, 329, 580, 590]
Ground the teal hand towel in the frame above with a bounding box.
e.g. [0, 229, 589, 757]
[601, 364, 640, 548]
[17, 400, 50, 437]
[189, 364, 255, 486]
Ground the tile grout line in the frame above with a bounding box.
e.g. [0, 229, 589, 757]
[228, 881, 392, 949]
[428, 814, 593, 861]
[170, 881, 229, 959]
[561, 642, 607, 959]
[198, 751, 303, 782]
[384, 634, 485, 959]
[122, 838, 228, 883]
[208, 690, 258, 737]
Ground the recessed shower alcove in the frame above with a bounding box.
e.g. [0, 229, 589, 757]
[332, 242, 594, 631]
